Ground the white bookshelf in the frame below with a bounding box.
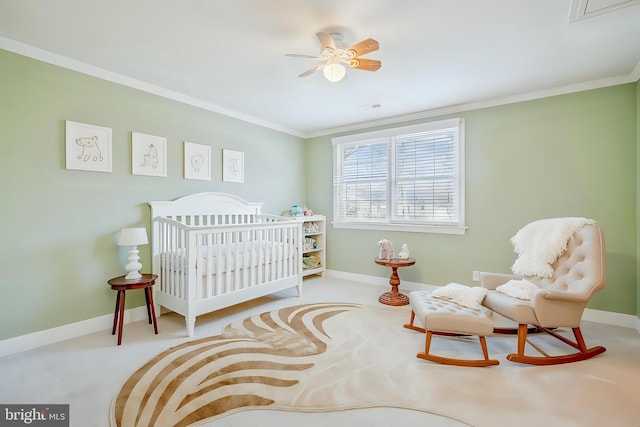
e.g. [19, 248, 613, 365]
[295, 215, 326, 277]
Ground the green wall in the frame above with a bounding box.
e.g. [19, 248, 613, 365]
[305, 84, 638, 315]
[0, 50, 305, 340]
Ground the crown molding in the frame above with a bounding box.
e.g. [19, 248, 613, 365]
[570, 0, 640, 22]
[1, 36, 637, 141]
[632, 61, 640, 81]
[0, 37, 303, 138]
[305, 68, 640, 138]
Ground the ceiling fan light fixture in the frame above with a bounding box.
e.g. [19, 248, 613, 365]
[323, 63, 346, 82]
[286, 32, 380, 80]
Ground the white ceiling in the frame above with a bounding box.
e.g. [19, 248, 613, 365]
[1, 0, 639, 138]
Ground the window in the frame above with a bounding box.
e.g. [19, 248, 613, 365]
[332, 118, 465, 234]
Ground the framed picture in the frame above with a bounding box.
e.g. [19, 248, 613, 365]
[184, 142, 211, 181]
[65, 120, 112, 172]
[132, 132, 167, 177]
[222, 149, 244, 183]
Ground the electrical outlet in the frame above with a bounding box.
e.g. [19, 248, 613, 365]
[472, 270, 480, 282]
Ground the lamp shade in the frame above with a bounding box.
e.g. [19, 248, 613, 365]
[323, 63, 346, 82]
[118, 228, 148, 246]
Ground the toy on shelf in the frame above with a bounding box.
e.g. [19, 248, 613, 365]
[302, 222, 319, 234]
[304, 237, 317, 251]
[282, 205, 315, 217]
[302, 254, 322, 270]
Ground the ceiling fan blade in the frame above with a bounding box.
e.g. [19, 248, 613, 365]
[316, 32, 336, 50]
[348, 58, 382, 71]
[285, 53, 322, 59]
[298, 64, 325, 77]
[347, 38, 379, 57]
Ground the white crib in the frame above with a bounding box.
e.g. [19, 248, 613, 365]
[149, 192, 303, 336]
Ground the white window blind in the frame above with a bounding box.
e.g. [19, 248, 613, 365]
[338, 138, 389, 221]
[333, 118, 465, 234]
[393, 129, 458, 223]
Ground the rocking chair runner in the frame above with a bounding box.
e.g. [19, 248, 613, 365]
[480, 221, 606, 365]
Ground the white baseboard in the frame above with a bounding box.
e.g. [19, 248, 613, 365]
[1, 271, 638, 358]
[325, 269, 438, 292]
[326, 269, 640, 331]
[0, 306, 149, 359]
[583, 307, 639, 329]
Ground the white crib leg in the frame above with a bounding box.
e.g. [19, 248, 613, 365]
[296, 283, 303, 297]
[186, 317, 196, 337]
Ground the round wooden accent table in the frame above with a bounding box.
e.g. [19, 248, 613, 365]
[108, 274, 158, 345]
[374, 257, 416, 306]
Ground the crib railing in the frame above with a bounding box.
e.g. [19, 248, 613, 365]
[152, 215, 302, 303]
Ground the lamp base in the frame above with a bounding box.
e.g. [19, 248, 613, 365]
[124, 246, 142, 280]
[124, 271, 142, 280]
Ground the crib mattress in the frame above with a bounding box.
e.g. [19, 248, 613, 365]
[160, 242, 293, 275]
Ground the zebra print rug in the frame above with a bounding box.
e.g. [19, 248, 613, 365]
[110, 303, 469, 427]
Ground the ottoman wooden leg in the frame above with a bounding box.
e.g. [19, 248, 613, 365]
[404, 311, 426, 333]
[417, 332, 499, 367]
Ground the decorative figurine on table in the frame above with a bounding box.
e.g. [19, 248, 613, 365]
[378, 239, 394, 260]
[398, 244, 410, 259]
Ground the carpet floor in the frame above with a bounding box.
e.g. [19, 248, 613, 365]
[112, 300, 640, 427]
[2, 277, 639, 426]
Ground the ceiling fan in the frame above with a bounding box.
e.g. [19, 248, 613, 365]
[286, 32, 381, 82]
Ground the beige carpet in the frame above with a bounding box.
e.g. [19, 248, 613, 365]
[111, 302, 640, 427]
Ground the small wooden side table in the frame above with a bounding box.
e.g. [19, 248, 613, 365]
[374, 257, 416, 306]
[108, 274, 158, 345]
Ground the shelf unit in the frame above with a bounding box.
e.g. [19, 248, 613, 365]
[294, 215, 326, 277]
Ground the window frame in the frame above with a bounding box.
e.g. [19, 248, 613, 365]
[332, 118, 466, 235]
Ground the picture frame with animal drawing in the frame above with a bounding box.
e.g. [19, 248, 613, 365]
[65, 120, 112, 172]
[132, 131, 167, 177]
[222, 149, 244, 183]
[183, 141, 211, 181]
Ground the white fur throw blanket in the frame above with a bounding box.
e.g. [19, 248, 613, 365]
[432, 283, 488, 310]
[511, 217, 595, 278]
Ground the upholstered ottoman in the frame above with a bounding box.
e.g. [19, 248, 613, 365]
[404, 290, 499, 366]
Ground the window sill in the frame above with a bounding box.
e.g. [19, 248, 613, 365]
[332, 221, 467, 235]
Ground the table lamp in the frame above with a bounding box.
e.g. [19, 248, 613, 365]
[118, 227, 148, 279]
